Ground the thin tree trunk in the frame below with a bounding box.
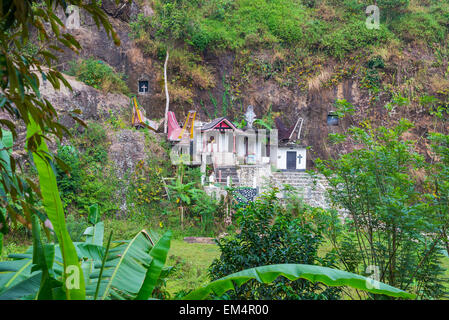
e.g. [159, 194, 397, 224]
[180, 206, 184, 230]
[163, 50, 170, 134]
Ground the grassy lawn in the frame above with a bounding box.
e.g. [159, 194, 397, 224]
[0, 233, 31, 262]
[103, 218, 221, 298]
[166, 239, 220, 298]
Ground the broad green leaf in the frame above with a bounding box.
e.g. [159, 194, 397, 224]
[0, 273, 42, 300]
[0, 259, 34, 294]
[77, 244, 105, 262]
[93, 231, 113, 300]
[86, 230, 155, 300]
[81, 220, 105, 290]
[31, 215, 58, 300]
[88, 204, 101, 225]
[83, 222, 104, 246]
[136, 231, 172, 300]
[183, 264, 416, 300]
[26, 118, 85, 300]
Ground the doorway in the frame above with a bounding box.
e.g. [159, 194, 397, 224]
[287, 151, 297, 170]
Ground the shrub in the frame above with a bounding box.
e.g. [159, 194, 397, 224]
[209, 189, 341, 300]
[78, 121, 109, 164]
[169, 48, 216, 89]
[321, 20, 392, 59]
[391, 11, 448, 44]
[56, 144, 82, 209]
[67, 58, 129, 95]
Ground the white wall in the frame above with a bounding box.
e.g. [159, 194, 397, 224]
[276, 147, 307, 170]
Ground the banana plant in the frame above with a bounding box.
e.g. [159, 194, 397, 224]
[26, 118, 86, 299]
[167, 175, 203, 229]
[0, 129, 13, 255]
[0, 205, 172, 300]
[86, 228, 172, 300]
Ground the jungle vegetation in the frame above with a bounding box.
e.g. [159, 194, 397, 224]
[0, 0, 449, 301]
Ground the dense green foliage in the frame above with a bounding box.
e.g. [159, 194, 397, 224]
[316, 113, 449, 299]
[128, 0, 449, 115]
[67, 58, 129, 95]
[132, 0, 448, 58]
[210, 189, 342, 299]
[0, 207, 173, 300]
[55, 123, 118, 216]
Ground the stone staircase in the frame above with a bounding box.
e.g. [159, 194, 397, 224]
[270, 171, 330, 208]
[215, 166, 240, 186]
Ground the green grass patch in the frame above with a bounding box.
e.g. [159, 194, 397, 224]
[166, 239, 220, 297]
[0, 234, 31, 262]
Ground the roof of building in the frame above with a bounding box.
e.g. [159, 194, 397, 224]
[201, 117, 237, 131]
[278, 142, 308, 148]
[167, 111, 183, 141]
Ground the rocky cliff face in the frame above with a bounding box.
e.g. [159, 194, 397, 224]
[54, 2, 162, 118]
[51, 1, 448, 167]
[39, 73, 166, 216]
[39, 73, 130, 129]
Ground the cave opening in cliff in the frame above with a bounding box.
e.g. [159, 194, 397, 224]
[327, 112, 339, 126]
[138, 80, 149, 94]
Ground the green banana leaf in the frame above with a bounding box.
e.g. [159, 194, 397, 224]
[0, 129, 13, 176]
[136, 231, 172, 300]
[87, 230, 170, 300]
[0, 273, 42, 300]
[88, 204, 101, 225]
[0, 129, 14, 239]
[83, 221, 104, 246]
[0, 247, 43, 300]
[26, 118, 85, 300]
[31, 214, 60, 300]
[183, 264, 416, 300]
[0, 245, 98, 300]
[80, 220, 106, 290]
[0, 258, 34, 296]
